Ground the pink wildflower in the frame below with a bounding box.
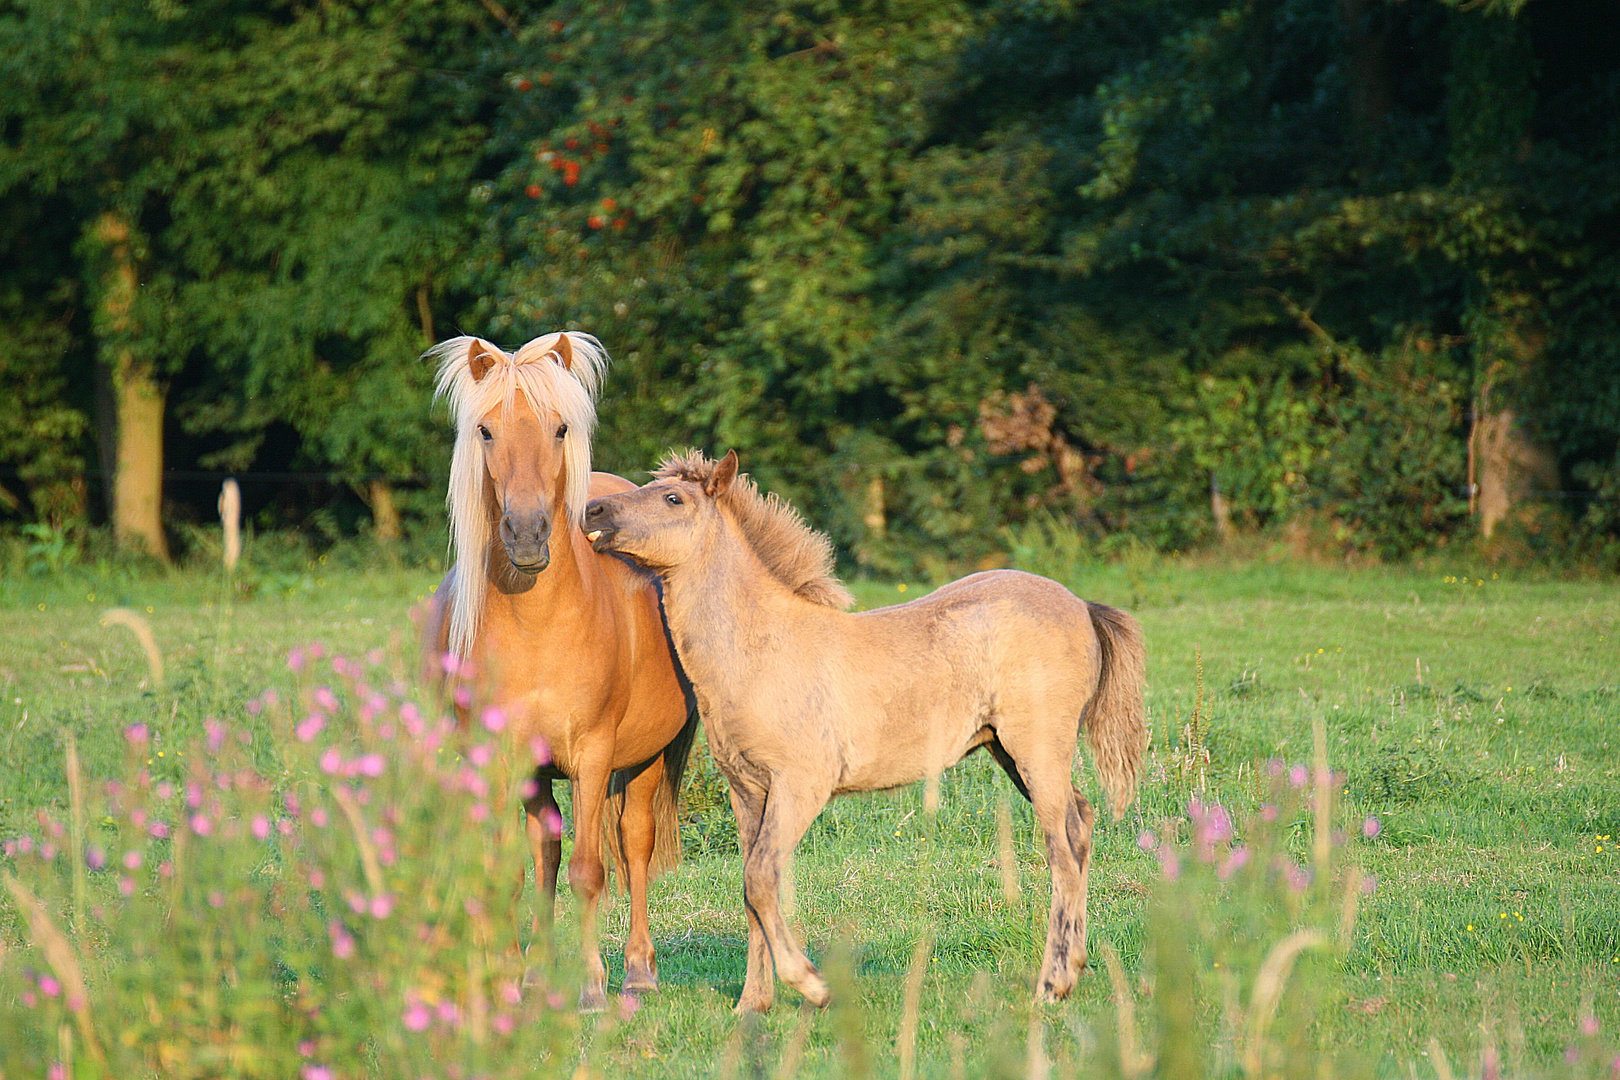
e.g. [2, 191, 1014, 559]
[1362, 815, 1381, 838]
[295, 715, 325, 743]
[480, 706, 508, 733]
[251, 815, 271, 841]
[403, 1000, 432, 1032]
[124, 723, 150, 746]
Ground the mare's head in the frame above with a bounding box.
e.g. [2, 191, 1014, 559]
[431, 332, 607, 652]
[584, 450, 852, 609]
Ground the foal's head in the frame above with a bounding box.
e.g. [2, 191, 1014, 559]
[585, 450, 852, 608]
[583, 450, 739, 574]
[433, 333, 605, 577]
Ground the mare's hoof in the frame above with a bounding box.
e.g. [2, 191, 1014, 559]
[622, 965, 659, 995]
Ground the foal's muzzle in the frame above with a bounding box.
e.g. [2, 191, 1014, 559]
[500, 508, 552, 573]
[582, 500, 618, 552]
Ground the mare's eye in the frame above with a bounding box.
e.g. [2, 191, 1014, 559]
[664, 491, 683, 506]
[477, 425, 492, 442]
[555, 422, 568, 439]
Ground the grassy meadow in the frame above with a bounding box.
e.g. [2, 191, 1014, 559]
[0, 547, 1616, 1078]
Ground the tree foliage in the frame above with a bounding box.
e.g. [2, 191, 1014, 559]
[2, 0, 1616, 566]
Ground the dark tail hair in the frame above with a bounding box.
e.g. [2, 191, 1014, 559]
[601, 702, 700, 883]
[1083, 602, 1148, 819]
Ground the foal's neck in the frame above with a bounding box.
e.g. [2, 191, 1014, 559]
[659, 521, 800, 657]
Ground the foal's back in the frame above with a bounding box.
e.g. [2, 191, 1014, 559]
[799, 570, 1104, 790]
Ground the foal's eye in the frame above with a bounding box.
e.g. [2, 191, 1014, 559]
[477, 425, 492, 442]
[555, 422, 568, 439]
[664, 492, 683, 506]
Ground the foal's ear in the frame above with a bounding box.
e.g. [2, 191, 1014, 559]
[467, 339, 499, 382]
[705, 450, 740, 497]
[551, 333, 576, 371]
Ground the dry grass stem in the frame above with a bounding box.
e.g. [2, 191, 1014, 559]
[997, 796, 1021, 905]
[1100, 942, 1147, 1080]
[1240, 928, 1328, 1076]
[896, 932, 934, 1080]
[3, 873, 108, 1070]
[65, 732, 88, 928]
[100, 608, 165, 687]
[771, 1010, 811, 1080]
[332, 786, 387, 898]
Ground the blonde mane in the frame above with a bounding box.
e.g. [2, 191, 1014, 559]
[430, 332, 609, 657]
[654, 450, 853, 610]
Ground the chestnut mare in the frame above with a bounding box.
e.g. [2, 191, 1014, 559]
[420, 333, 695, 1009]
[583, 450, 1147, 1011]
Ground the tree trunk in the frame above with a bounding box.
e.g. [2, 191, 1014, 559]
[94, 211, 169, 562]
[368, 479, 402, 543]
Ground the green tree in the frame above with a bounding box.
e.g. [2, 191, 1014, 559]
[0, 0, 505, 556]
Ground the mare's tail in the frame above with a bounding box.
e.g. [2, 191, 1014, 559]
[1083, 602, 1148, 819]
[601, 703, 700, 884]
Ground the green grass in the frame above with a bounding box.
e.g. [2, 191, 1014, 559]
[1, 555, 1617, 1077]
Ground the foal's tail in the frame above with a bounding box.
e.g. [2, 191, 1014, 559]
[1084, 602, 1148, 820]
[602, 703, 700, 884]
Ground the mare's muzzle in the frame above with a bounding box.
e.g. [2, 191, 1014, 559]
[499, 507, 552, 573]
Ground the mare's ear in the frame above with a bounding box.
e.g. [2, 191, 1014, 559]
[468, 339, 499, 382]
[705, 450, 739, 497]
[551, 333, 576, 371]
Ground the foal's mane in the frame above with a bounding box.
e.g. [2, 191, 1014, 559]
[430, 332, 609, 657]
[654, 450, 853, 610]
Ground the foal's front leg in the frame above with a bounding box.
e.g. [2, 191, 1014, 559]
[742, 780, 831, 1009]
[728, 783, 775, 1013]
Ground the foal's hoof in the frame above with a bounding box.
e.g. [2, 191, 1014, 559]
[578, 984, 609, 1013]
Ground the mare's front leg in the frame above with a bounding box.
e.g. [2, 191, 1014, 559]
[521, 777, 564, 980]
[569, 754, 614, 1011]
[728, 783, 775, 1013]
[742, 779, 832, 1008]
[618, 756, 666, 994]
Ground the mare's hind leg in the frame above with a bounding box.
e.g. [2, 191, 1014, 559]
[522, 778, 565, 979]
[729, 783, 775, 1013]
[618, 756, 665, 994]
[742, 778, 833, 1009]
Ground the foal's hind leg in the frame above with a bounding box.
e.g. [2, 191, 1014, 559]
[1025, 772, 1092, 1003]
[728, 783, 775, 1013]
[618, 756, 665, 994]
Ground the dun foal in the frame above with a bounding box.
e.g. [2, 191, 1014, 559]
[584, 450, 1146, 1011]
